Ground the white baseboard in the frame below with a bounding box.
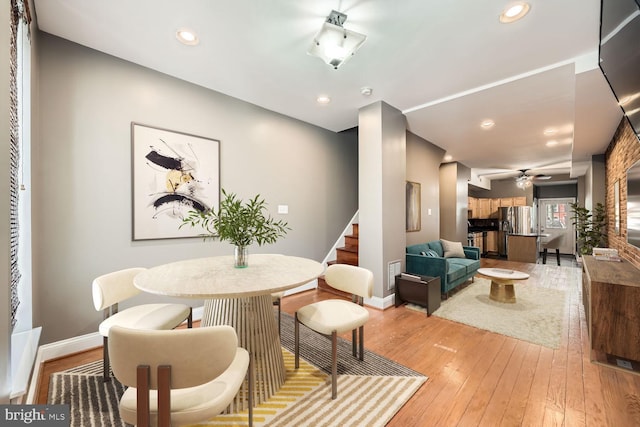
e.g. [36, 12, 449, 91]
[25, 306, 205, 404]
[366, 294, 395, 310]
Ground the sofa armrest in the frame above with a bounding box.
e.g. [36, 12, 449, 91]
[463, 246, 480, 260]
[405, 254, 447, 285]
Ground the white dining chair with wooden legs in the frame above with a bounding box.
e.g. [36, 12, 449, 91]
[92, 267, 192, 382]
[294, 264, 373, 399]
[108, 325, 253, 427]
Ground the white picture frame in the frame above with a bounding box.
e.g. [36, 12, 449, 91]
[131, 123, 220, 240]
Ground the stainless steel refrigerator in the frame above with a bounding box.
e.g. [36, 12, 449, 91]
[498, 206, 535, 256]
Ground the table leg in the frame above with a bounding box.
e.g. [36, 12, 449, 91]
[202, 294, 285, 411]
[489, 279, 516, 303]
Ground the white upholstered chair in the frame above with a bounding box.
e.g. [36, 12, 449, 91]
[108, 325, 253, 427]
[92, 267, 192, 381]
[294, 264, 373, 399]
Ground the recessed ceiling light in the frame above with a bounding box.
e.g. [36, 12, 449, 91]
[176, 28, 199, 46]
[444, 154, 453, 162]
[544, 128, 557, 136]
[546, 140, 559, 147]
[316, 96, 331, 104]
[481, 119, 495, 129]
[499, 2, 531, 23]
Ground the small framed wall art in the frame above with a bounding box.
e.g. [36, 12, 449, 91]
[131, 123, 220, 240]
[406, 181, 421, 232]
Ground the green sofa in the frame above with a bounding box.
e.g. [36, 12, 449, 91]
[406, 240, 480, 295]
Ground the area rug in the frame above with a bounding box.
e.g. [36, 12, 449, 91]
[49, 312, 426, 426]
[414, 278, 566, 349]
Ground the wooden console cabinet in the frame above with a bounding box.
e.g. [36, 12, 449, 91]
[582, 255, 640, 371]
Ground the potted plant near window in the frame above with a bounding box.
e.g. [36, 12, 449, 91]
[181, 189, 290, 268]
[570, 202, 607, 260]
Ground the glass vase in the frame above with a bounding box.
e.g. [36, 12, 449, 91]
[234, 246, 248, 268]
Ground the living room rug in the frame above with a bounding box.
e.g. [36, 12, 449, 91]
[49, 312, 426, 426]
[410, 278, 567, 349]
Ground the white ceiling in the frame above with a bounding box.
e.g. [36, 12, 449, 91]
[33, 0, 625, 181]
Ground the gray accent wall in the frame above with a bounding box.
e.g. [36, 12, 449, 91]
[33, 34, 358, 344]
[406, 132, 445, 245]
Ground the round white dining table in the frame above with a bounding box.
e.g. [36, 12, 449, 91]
[134, 254, 325, 410]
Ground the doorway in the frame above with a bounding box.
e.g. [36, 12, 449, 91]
[537, 198, 576, 255]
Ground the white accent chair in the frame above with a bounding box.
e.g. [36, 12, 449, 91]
[294, 264, 373, 399]
[92, 267, 192, 381]
[108, 325, 253, 427]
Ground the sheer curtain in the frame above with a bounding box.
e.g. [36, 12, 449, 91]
[9, 0, 31, 329]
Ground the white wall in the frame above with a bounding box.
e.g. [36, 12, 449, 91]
[33, 34, 358, 344]
[358, 101, 406, 300]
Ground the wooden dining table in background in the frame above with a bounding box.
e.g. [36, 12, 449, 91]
[134, 253, 325, 411]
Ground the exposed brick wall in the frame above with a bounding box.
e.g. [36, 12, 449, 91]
[605, 118, 640, 268]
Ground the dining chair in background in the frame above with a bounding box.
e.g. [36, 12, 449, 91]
[108, 325, 253, 427]
[92, 267, 193, 381]
[272, 292, 284, 336]
[541, 235, 562, 266]
[294, 263, 373, 399]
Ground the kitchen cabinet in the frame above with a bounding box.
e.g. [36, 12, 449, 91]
[513, 196, 527, 206]
[468, 197, 478, 218]
[490, 198, 501, 218]
[507, 235, 538, 263]
[467, 197, 529, 219]
[478, 199, 492, 218]
[486, 231, 498, 253]
[500, 198, 514, 207]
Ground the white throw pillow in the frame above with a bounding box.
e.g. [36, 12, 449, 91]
[440, 239, 466, 258]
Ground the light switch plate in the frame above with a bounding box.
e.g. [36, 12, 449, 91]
[277, 205, 288, 214]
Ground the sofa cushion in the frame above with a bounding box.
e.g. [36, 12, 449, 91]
[427, 241, 445, 257]
[441, 239, 466, 258]
[448, 257, 481, 275]
[445, 261, 467, 283]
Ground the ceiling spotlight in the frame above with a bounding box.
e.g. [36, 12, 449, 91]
[316, 95, 331, 104]
[546, 140, 559, 147]
[176, 28, 199, 46]
[543, 128, 557, 136]
[499, 2, 531, 23]
[308, 10, 367, 70]
[361, 87, 373, 96]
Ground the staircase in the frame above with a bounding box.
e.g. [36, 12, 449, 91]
[318, 223, 359, 297]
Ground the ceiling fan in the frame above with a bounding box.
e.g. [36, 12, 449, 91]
[514, 169, 551, 188]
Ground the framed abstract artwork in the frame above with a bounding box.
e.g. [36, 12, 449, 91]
[131, 123, 220, 240]
[406, 181, 421, 232]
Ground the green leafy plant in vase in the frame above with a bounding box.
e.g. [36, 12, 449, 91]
[181, 189, 290, 268]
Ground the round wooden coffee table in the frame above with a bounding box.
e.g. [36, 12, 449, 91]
[477, 268, 529, 303]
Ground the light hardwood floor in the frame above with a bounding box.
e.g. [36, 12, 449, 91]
[36, 258, 640, 426]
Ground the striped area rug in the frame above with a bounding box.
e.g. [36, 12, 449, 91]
[49, 312, 426, 426]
